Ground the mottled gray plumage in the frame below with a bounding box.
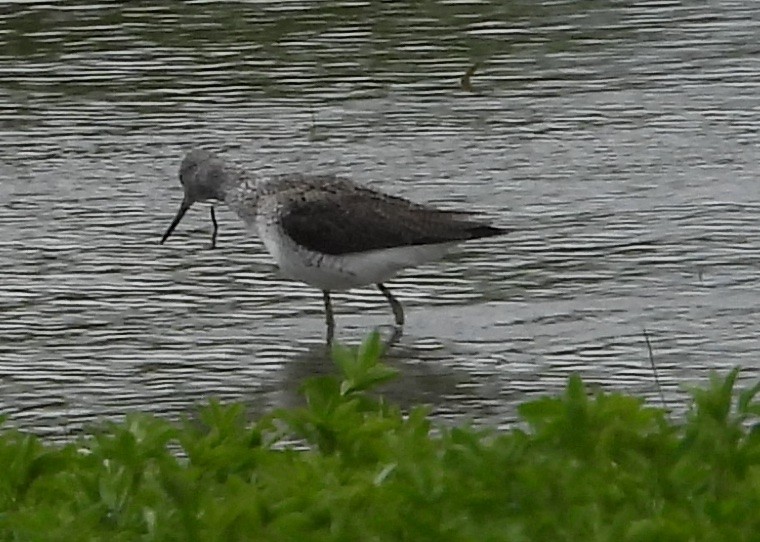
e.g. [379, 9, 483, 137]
[161, 148, 505, 343]
[279, 184, 500, 255]
[249, 173, 503, 256]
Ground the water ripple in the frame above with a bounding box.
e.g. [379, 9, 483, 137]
[1, 1, 760, 437]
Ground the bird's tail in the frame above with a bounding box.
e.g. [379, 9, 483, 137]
[466, 223, 507, 239]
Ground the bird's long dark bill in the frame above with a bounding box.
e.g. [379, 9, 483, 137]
[160, 198, 191, 244]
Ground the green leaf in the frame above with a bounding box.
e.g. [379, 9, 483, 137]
[331, 342, 356, 379]
[357, 331, 383, 369]
[737, 380, 760, 417]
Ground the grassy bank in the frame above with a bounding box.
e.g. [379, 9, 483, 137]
[1, 335, 759, 541]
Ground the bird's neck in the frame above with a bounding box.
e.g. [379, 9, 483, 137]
[220, 167, 260, 224]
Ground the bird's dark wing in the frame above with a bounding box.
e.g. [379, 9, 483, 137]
[279, 189, 503, 256]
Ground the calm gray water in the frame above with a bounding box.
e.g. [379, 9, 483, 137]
[1, 1, 759, 438]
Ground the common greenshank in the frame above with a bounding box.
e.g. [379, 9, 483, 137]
[161, 149, 505, 343]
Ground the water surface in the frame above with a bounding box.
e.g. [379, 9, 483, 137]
[1, 1, 759, 438]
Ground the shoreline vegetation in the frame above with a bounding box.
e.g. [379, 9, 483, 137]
[1, 334, 758, 541]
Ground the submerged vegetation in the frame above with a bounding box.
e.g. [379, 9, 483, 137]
[1, 335, 759, 541]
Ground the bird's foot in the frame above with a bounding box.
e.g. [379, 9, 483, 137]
[374, 324, 402, 351]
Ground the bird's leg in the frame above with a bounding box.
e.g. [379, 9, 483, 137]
[377, 282, 404, 327]
[209, 207, 218, 249]
[386, 326, 403, 347]
[323, 290, 335, 345]
[377, 283, 404, 347]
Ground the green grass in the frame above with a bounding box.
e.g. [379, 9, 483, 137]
[1, 334, 759, 541]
